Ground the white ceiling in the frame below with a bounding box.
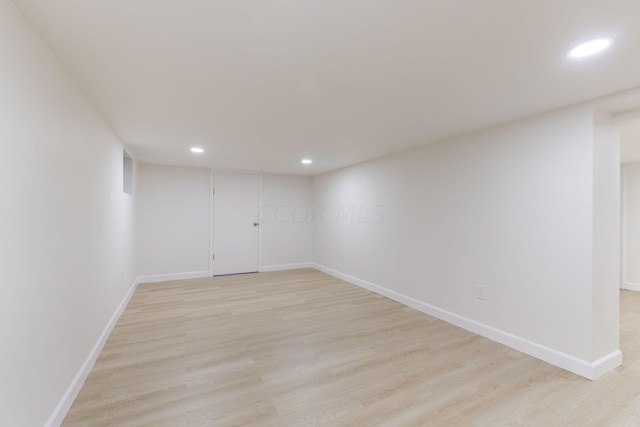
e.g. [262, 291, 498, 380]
[12, 0, 640, 175]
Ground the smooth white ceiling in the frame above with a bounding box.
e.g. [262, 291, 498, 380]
[12, 0, 640, 175]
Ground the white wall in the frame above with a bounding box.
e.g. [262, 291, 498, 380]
[261, 174, 313, 270]
[591, 110, 620, 363]
[136, 163, 211, 280]
[136, 169, 312, 278]
[0, 1, 136, 425]
[623, 163, 640, 288]
[313, 104, 620, 378]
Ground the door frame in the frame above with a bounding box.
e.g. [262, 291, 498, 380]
[209, 169, 262, 276]
[616, 113, 640, 291]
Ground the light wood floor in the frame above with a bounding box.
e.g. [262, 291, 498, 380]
[63, 268, 640, 426]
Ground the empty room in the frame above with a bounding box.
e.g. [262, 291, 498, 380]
[3, 0, 640, 426]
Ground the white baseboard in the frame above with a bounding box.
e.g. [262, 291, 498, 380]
[590, 350, 623, 379]
[260, 262, 313, 272]
[312, 263, 621, 381]
[45, 278, 140, 427]
[623, 282, 640, 292]
[136, 270, 211, 284]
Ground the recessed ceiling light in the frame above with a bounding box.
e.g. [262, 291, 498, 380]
[301, 159, 312, 165]
[190, 147, 204, 153]
[568, 38, 613, 59]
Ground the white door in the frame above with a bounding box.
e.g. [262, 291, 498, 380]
[213, 172, 260, 275]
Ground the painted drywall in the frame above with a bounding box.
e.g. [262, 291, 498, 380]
[136, 163, 211, 280]
[0, 1, 136, 425]
[591, 110, 620, 362]
[313, 104, 620, 375]
[261, 174, 313, 269]
[136, 169, 314, 278]
[620, 122, 640, 164]
[623, 163, 640, 288]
